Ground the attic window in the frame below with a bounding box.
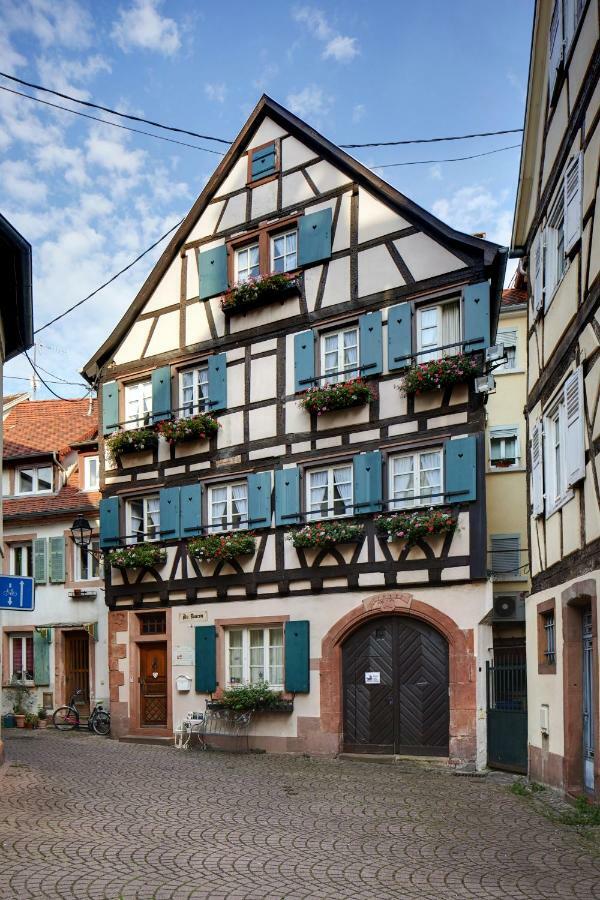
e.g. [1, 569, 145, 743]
[247, 141, 279, 184]
[16, 464, 53, 495]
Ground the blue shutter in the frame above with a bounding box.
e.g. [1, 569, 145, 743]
[208, 352, 227, 412]
[33, 630, 50, 686]
[444, 436, 477, 503]
[160, 486, 180, 540]
[102, 381, 119, 435]
[195, 625, 217, 693]
[181, 483, 203, 538]
[151, 366, 171, 423]
[99, 497, 120, 549]
[294, 330, 316, 393]
[285, 621, 310, 693]
[251, 143, 276, 180]
[248, 471, 272, 529]
[463, 281, 490, 351]
[49, 537, 66, 584]
[298, 208, 332, 267]
[275, 468, 301, 526]
[359, 310, 383, 376]
[353, 451, 383, 515]
[388, 302, 413, 370]
[198, 245, 228, 300]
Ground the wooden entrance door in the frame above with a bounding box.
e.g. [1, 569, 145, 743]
[64, 631, 90, 709]
[139, 643, 167, 727]
[342, 616, 449, 755]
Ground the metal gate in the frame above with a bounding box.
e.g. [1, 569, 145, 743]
[486, 656, 527, 773]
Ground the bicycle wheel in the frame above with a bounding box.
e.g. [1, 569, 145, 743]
[53, 706, 79, 730]
[92, 711, 111, 736]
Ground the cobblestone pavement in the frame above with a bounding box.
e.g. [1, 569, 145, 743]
[1, 731, 599, 900]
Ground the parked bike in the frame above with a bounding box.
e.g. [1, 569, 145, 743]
[52, 689, 111, 736]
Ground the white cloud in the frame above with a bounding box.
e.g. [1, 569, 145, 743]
[0, 0, 94, 48]
[0, 32, 26, 72]
[34, 143, 89, 187]
[0, 159, 48, 204]
[292, 5, 359, 63]
[287, 85, 333, 120]
[351, 103, 365, 124]
[204, 82, 227, 104]
[35, 54, 111, 98]
[432, 184, 512, 247]
[323, 35, 358, 62]
[85, 129, 146, 175]
[429, 164, 442, 181]
[111, 0, 181, 56]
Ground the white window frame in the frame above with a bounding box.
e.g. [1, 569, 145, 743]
[270, 229, 298, 274]
[496, 329, 518, 373]
[320, 326, 360, 384]
[74, 540, 100, 581]
[124, 380, 152, 430]
[126, 495, 160, 544]
[179, 365, 209, 417]
[388, 449, 443, 510]
[416, 297, 461, 362]
[306, 463, 354, 521]
[208, 481, 248, 532]
[11, 543, 33, 577]
[225, 626, 284, 690]
[10, 633, 34, 683]
[83, 456, 100, 491]
[489, 427, 521, 470]
[545, 191, 567, 308]
[235, 243, 260, 284]
[543, 396, 571, 515]
[15, 464, 53, 496]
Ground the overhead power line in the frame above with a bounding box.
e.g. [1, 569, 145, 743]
[342, 129, 523, 148]
[374, 143, 522, 169]
[23, 348, 93, 401]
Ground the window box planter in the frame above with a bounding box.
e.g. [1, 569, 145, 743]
[401, 354, 481, 395]
[221, 274, 299, 316]
[188, 532, 256, 563]
[108, 544, 167, 569]
[157, 413, 220, 445]
[289, 520, 364, 549]
[299, 379, 376, 415]
[209, 684, 292, 713]
[377, 509, 457, 547]
[106, 427, 158, 461]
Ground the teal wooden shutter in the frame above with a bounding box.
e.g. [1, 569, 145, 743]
[388, 302, 413, 370]
[353, 451, 383, 515]
[294, 330, 316, 393]
[285, 621, 309, 693]
[99, 496, 120, 548]
[152, 366, 171, 423]
[33, 630, 50, 686]
[208, 352, 227, 412]
[195, 625, 217, 693]
[463, 281, 490, 351]
[248, 472, 272, 529]
[49, 536, 66, 584]
[359, 310, 383, 376]
[298, 208, 332, 267]
[160, 486, 180, 540]
[251, 143, 276, 180]
[275, 468, 301, 526]
[33, 538, 47, 585]
[444, 436, 477, 503]
[181, 483, 202, 538]
[199, 245, 228, 300]
[102, 381, 119, 435]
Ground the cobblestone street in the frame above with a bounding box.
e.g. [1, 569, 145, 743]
[1, 731, 599, 899]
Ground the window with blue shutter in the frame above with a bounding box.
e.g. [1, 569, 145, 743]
[160, 486, 181, 540]
[198, 245, 228, 300]
[33, 630, 51, 686]
[33, 537, 47, 585]
[359, 310, 383, 376]
[353, 451, 383, 515]
[207, 352, 227, 412]
[99, 496, 120, 549]
[298, 208, 332, 267]
[102, 381, 119, 435]
[151, 366, 171, 423]
[443, 436, 477, 503]
[195, 625, 217, 693]
[463, 282, 490, 351]
[275, 468, 301, 526]
[284, 621, 310, 693]
[248, 472, 272, 529]
[388, 302, 413, 370]
[49, 536, 66, 584]
[181, 484, 202, 538]
[294, 330, 316, 393]
[250, 142, 277, 181]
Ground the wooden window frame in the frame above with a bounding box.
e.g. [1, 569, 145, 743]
[178, 363, 210, 418]
[73, 539, 101, 582]
[15, 463, 53, 496]
[226, 215, 299, 286]
[11, 542, 33, 578]
[537, 598, 557, 675]
[9, 632, 35, 684]
[125, 494, 160, 545]
[246, 138, 281, 188]
[415, 296, 461, 362]
[318, 323, 360, 384]
[206, 479, 249, 533]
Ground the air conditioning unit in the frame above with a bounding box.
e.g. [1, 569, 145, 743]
[493, 593, 525, 622]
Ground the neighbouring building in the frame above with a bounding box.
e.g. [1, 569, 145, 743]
[512, 0, 600, 797]
[1, 398, 108, 719]
[83, 96, 506, 764]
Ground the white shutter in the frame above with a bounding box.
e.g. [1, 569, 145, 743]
[564, 366, 585, 486]
[490, 534, 520, 578]
[531, 419, 544, 516]
[548, 0, 563, 99]
[532, 231, 544, 312]
[564, 153, 583, 253]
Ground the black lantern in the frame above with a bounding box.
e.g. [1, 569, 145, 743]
[70, 515, 93, 550]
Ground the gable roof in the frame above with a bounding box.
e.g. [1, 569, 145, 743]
[3, 398, 98, 460]
[82, 95, 507, 382]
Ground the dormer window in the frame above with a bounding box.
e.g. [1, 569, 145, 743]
[16, 464, 53, 495]
[83, 456, 99, 491]
[247, 141, 278, 184]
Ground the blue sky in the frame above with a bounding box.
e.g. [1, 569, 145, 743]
[0, 0, 534, 398]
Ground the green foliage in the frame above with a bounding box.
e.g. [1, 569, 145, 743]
[221, 273, 299, 314]
[510, 780, 529, 797]
[557, 796, 600, 826]
[157, 413, 220, 444]
[24, 713, 39, 728]
[37, 707, 48, 720]
[401, 354, 481, 395]
[8, 680, 33, 715]
[377, 509, 457, 547]
[108, 544, 167, 569]
[106, 427, 158, 461]
[219, 682, 284, 711]
[289, 520, 364, 549]
[299, 378, 376, 415]
[188, 531, 256, 563]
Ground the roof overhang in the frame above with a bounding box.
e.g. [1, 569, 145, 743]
[0, 213, 34, 362]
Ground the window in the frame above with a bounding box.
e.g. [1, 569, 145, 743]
[11, 543, 33, 577]
[271, 229, 297, 273]
[321, 327, 359, 384]
[138, 612, 166, 635]
[389, 450, 442, 509]
[235, 243, 260, 284]
[83, 456, 99, 491]
[496, 329, 517, 372]
[548, 0, 586, 98]
[489, 427, 520, 469]
[544, 396, 568, 513]
[127, 495, 160, 544]
[124, 380, 152, 429]
[16, 464, 53, 495]
[543, 612, 556, 666]
[307, 464, 353, 520]
[208, 482, 248, 532]
[180, 366, 209, 417]
[74, 541, 100, 581]
[10, 634, 34, 682]
[416, 299, 460, 361]
[545, 193, 567, 303]
[490, 534, 521, 580]
[226, 626, 284, 689]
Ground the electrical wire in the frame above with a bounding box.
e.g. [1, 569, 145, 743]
[342, 129, 523, 148]
[33, 358, 89, 387]
[23, 347, 93, 401]
[372, 143, 522, 169]
[3, 373, 88, 387]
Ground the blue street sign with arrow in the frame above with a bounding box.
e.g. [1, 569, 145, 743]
[0, 575, 35, 611]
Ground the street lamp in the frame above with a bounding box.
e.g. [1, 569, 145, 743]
[70, 515, 93, 550]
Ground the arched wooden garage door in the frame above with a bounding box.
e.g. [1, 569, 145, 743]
[342, 616, 449, 755]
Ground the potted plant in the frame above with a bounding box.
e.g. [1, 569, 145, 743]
[157, 413, 220, 445]
[105, 426, 159, 462]
[221, 273, 299, 316]
[209, 682, 293, 713]
[377, 508, 457, 546]
[24, 712, 39, 730]
[188, 532, 256, 563]
[8, 680, 32, 728]
[289, 520, 364, 549]
[37, 707, 48, 729]
[299, 378, 376, 415]
[400, 354, 481, 395]
[108, 543, 167, 569]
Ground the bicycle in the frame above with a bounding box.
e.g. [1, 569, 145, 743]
[52, 689, 111, 736]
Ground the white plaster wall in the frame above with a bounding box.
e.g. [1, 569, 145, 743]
[321, 256, 350, 307]
[281, 135, 316, 169]
[113, 320, 153, 365]
[219, 192, 246, 231]
[358, 188, 410, 243]
[252, 180, 278, 219]
[282, 171, 313, 208]
[186, 200, 225, 244]
[243, 118, 288, 148]
[141, 258, 180, 313]
[250, 356, 277, 403]
[305, 160, 349, 193]
[394, 232, 464, 280]
[358, 245, 404, 296]
[144, 310, 179, 358]
[333, 191, 352, 252]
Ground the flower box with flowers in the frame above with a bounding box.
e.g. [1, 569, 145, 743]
[289, 520, 364, 549]
[108, 544, 167, 569]
[106, 427, 158, 462]
[157, 413, 220, 445]
[299, 379, 376, 415]
[221, 273, 299, 316]
[401, 354, 481, 395]
[376, 509, 457, 546]
[188, 532, 256, 563]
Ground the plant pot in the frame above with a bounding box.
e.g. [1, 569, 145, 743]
[38, 718, 48, 729]
[15, 714, 25, 728]
[2, 714, 16, 728]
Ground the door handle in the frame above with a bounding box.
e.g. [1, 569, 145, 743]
[416, 680, 428, 687]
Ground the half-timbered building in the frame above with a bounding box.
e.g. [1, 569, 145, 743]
[83, 97, 506, 764]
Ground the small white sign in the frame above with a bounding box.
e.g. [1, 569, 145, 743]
[178, 610, 208, 624]
[365, 671, 381, 684]
[173, 644, 194, 666]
